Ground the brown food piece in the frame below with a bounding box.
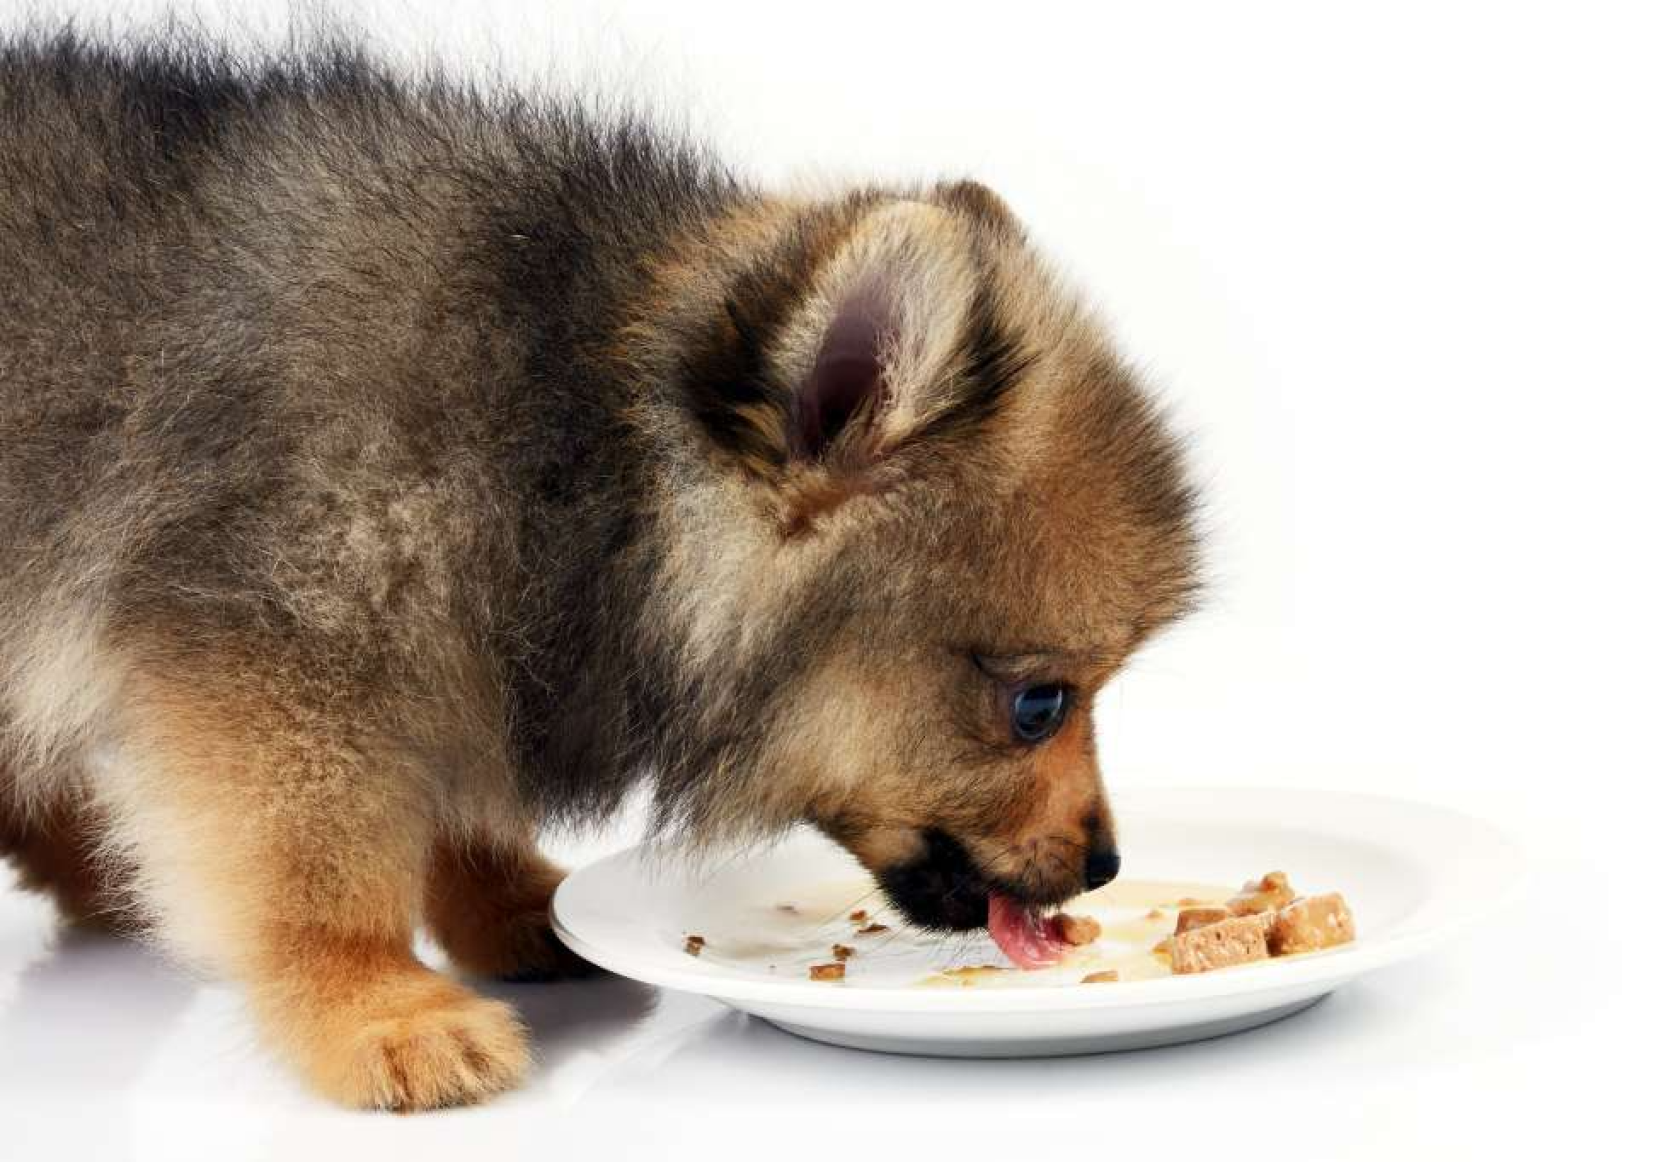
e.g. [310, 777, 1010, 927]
[775, 903, 798, 914]
[1226, 871, 1296, 917]
[1175, 905, 1231, 934]
[1056, 913, 1102, 945]
[684, 935, 706, 956]
[1144, 908, 1165, 921]
[1081, 969, 1121, 984]
[856, 922, 890, 935]
[849, 910, 868, 923]
[831, 943, 855, 961]
[1268, 893, 1356, 955]
[1169, 913, 1272, 974]
[809, 962, 846, 981]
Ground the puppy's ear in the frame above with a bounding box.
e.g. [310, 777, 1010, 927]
[786, 275, 892, 464]
[683, 201, 1034, 528]
[932, 179, 1023, 237]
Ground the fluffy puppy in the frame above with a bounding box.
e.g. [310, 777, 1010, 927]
[0, 31, 1200, 1109]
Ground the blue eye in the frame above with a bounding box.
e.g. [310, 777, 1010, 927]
[1011, 683, 1068, 743]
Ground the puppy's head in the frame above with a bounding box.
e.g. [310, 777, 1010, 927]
[644, 182, 1199, 930]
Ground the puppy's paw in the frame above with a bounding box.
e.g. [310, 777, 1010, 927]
[426, 843, 599, 982]
[495, 919, 601, 984]
[299, 977, 531, 1111]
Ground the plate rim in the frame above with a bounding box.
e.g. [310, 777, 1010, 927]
[551, 785, 1525, 1014]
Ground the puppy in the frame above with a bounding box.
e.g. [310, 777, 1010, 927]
[0, 31, 1200, 1109]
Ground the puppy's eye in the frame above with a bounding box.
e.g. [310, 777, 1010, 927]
[1011, 683, 1068, 744]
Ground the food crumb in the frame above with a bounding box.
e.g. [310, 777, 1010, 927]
[1226, 871, 1296, 917]
[849, 910, 868, 923]
[1144, 908, 1165, 920]
[809, 962, 846, 981]
[1081, 970, 1121, 984]
[775, 903, 798, 914]
[831, 943, 855, 961]
[684, 935, 706, 956]
[1056, 912, 1102, 945]
[856, 922, 890, 935]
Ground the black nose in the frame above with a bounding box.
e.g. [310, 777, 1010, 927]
[1085, 845, 1121, 890]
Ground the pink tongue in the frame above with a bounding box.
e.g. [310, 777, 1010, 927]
[987, 892, 1070, 969]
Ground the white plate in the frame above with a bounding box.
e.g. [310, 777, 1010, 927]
[551, 786, 1523, 1057]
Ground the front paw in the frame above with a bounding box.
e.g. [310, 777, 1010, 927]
[298, 975, 531, 1111]
[425, 845, 599, 982]
[496, 923, 600, 983]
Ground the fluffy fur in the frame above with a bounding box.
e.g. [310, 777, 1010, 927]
[0, 28, 1200, 1109]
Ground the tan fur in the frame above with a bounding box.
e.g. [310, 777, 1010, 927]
[247, 932, 530, 1112]
[1, 601, 121, 807]
[87, 646, 541, 1108]
[4, 632, 558, 1109]
[979, 713, 1111, 894]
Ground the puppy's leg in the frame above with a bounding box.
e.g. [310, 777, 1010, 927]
[424, 830, 594, 981]
[0, 784, 131, 929]
[112, 664, 529, 1111]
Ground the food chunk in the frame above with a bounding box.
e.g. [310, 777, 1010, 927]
[809, 962, 846, 981]
[1081, 969, 1121, 984]
[856, 922, 890, 935]
[849, 910, 868, 923]
[1226, 871, 1296, 917]
[1175, 905, 1231, 934]
[1169, 913, 1272, 974]
[1162, 877, 1353, 973]
[1056, 913, 1102, 946]
[683, 934, 706, 956]
[831, 943, 855, 962]
[1268, 893, 1356, 955]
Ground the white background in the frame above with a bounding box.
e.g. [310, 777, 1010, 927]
[2, 1, 1663, 1157]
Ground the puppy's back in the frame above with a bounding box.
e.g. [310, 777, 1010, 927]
[0, 32, 427, 574]
[0, 31, 728, 793]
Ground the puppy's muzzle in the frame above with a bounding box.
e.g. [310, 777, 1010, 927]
[875, 827, 1121, 932]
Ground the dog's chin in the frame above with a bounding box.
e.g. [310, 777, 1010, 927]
[871, 828, 996, 932]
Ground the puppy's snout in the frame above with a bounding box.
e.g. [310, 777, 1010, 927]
[1084, 843, 1121, 890]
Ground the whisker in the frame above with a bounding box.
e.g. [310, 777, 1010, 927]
[817, 884, 883, 932]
